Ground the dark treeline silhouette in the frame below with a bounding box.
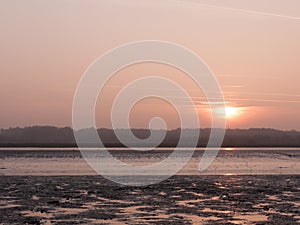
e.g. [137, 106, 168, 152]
[0, 126, 299, 147]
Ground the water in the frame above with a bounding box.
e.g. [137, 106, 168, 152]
[0, 147, 299, 175]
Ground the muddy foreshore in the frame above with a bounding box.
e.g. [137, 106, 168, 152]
[0, 175, 299, 224]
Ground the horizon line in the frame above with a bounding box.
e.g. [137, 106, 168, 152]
[1, 125, 299, 132]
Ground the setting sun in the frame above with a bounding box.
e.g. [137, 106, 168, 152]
[225, 107, 239, 119]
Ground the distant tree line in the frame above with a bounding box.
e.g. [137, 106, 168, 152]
[0, 126, 299, 147]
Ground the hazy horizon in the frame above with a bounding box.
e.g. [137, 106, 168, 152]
[1, 124, 300, 132]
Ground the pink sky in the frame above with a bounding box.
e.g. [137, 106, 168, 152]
[0, 0, 300, 130]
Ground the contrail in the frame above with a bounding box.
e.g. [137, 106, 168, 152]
[108, 85, 300, 99]
[175, 0, 300, 21]
[215, 98, 300, 104]
[224, 91, 300, 98]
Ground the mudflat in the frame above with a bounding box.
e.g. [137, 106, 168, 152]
[0, 175, 299, 224]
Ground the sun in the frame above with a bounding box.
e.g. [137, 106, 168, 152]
[225, 106, 239, 119]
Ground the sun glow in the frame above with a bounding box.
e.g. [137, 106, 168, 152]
[225, 106, 239, 119]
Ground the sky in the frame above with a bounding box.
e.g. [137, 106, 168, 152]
[0, 0, 300, 130]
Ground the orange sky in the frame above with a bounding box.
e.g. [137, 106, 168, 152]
[0, 0, 300, 130]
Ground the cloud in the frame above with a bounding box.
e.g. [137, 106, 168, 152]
[175, 0, 300, 21]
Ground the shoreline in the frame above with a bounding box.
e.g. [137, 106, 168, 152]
[1, 149, 299, 176]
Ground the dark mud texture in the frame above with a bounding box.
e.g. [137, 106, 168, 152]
[0, 175, 299, 225]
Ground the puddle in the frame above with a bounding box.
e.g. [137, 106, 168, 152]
[211, 196, 220, 200]
[97, 196, 132, 204]
[0, 199, 21, 209]
[88, 218, 125, 225]
[282, 191, 294, 197]
[293, 202, 300, 207]
[23, 210, 53, 219]
[177, 199, 205, 207]
[122, 206, 148, 214]
[0, 203, 21, 209]
[202, 207, 231, 214]
[54, 207, 87, 215]
[267, 195, 280, 201]
[234, 214, 268, 222]
[175, 213, 221, 224]
[158, 191, 167, 196]
[31, 195, 39, 200]
[22, 207, 87, 219]
[185, 191, 204, 197]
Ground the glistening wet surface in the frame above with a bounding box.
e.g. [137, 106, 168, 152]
[1, 148, 299, 176]
[0, 175, 299, 224]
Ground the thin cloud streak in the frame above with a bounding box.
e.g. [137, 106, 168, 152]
[175, 0, 300, 21]
[223, 98, 300, 104]
[106, 85, 300, 104]
[224, 92, 300, 98]
[107, 85, 300, 98]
